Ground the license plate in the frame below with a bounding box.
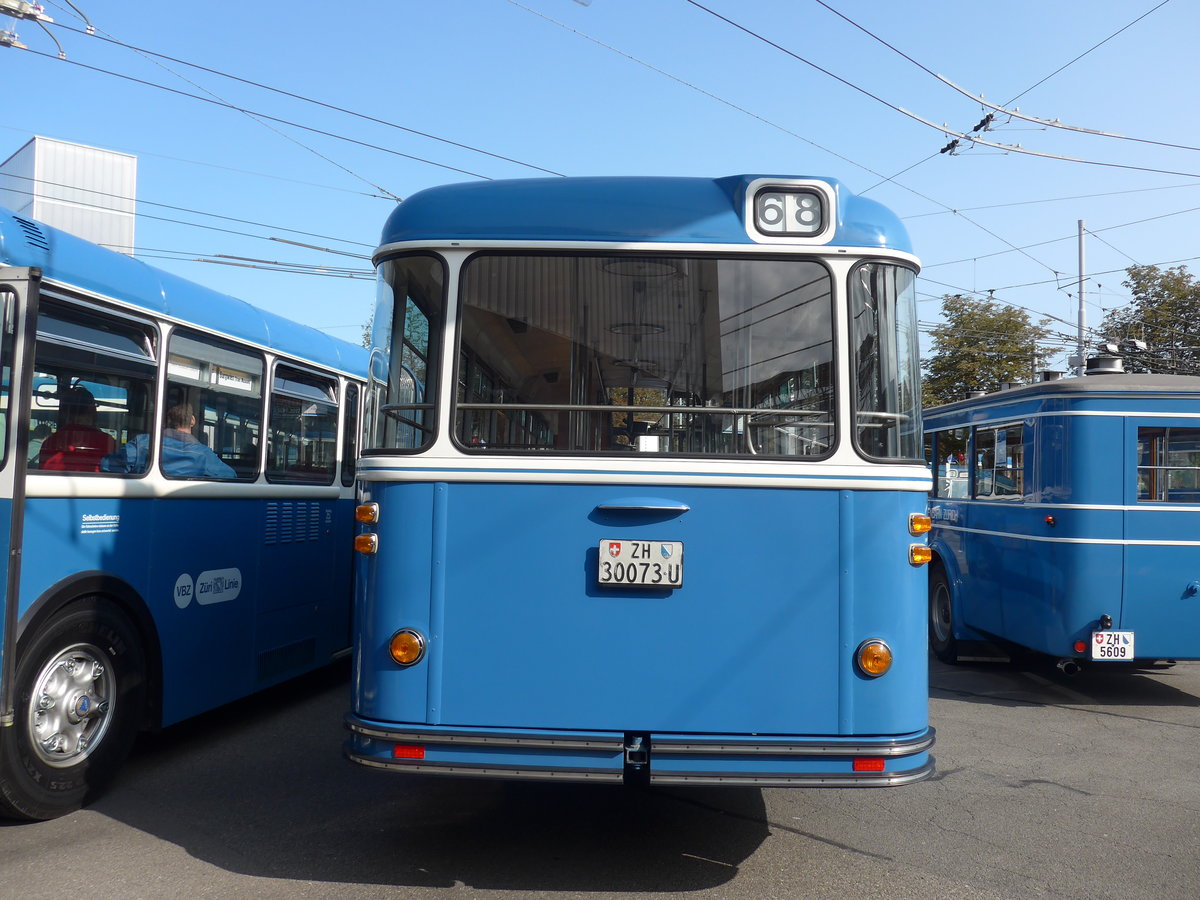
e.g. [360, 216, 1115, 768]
[598, 539, 683, 588]
[1092, 630, 1135, 660]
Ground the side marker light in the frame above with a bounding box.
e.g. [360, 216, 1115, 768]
[356, 502, 380, 524]
[909, 544, 932, 566]
[354, 533, 378, 555]
[389, 628, 426, 666]
[856, 639, 893, 677]
[909, 513, 932, 535]
[392, 744, 426, 760]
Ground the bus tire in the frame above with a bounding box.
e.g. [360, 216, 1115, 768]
[928, 565, 960, 664]
[0, 598, 146, 821]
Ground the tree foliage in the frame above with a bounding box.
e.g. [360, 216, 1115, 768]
[1098, 265, 1200, 375]
[922, 294, 1053, 407]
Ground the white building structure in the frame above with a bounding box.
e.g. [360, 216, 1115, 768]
[0, 136, 136, 254]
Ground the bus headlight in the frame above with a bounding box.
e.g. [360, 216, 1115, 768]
[856, 639, 893, 677]
[389, 629, 426, 666]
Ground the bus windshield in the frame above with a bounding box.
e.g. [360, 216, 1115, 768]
[373, 252, 918, 459]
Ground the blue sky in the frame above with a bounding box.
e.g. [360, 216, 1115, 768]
[3, 0, 1198, 369]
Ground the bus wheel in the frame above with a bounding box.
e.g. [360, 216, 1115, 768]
[928, 567, 960, 663]
[0, 599, 146, 821]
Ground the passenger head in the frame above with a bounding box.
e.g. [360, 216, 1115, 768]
[166, 403, 196, 431]
[60, 386, 97, 425]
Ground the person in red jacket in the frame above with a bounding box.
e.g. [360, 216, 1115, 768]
[39, 385, 115, 472]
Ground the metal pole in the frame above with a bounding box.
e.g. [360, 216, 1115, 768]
[1077, 220, 1086, 373]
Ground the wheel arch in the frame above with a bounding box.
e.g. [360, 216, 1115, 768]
[16, 571, 163, 731]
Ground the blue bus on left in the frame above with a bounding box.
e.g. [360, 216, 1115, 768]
[0, 208, 369, 820]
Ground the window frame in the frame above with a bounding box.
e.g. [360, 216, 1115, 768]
[447, 250, 840, 460]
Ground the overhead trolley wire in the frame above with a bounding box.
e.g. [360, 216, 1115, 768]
[814, 0, 1192, 153]
[47, 20, 567, 179]
[14, 47, 500, 182]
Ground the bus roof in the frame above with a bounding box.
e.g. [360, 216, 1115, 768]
[377, 175, 912, 255]
[926, 373, 1200, 421]
[0, 207, 369, 378]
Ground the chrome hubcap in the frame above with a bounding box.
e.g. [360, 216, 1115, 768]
[27, 643, 115, 767]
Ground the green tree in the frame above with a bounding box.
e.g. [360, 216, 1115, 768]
[922, 294, 1053, 407]
[1099, 265, 1200, 374]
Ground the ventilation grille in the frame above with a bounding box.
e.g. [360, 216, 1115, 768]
[12, 215, 50, 252]
[264, 501, 322, 544]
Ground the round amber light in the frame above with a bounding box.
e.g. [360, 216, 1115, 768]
[389, 629, 426, 666]
[857, 639, 893, 677]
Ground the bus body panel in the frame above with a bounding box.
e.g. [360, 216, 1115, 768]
[353, 480, 928, 739]
[925, 374, 1200, 663]
[18, 494, 354, 726]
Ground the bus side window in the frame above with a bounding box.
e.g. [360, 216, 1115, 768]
[973, 425, 1024, 500]
[933, 428, 968, 498]
[1139, 426, 1200, 502]
[266, 365, 338, 484]
[341, 381, 359, 487]
[32, 300, 157, 477]
[164, 328, 263, 481]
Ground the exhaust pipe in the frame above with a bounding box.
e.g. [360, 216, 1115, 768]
[1056, 659, 1083, 677]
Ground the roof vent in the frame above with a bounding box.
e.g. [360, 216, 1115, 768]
[966, 390, 987, 399]
[1039, 370, 1064, 381]
[1086, 355, 1125, 375]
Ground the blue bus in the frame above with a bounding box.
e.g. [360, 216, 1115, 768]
[0, 208, 369, 819]
[347, 175, 935, 787]
[924, 370, 1200, 673]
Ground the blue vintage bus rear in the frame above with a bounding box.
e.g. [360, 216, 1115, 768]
[348, 175, 934, 785]
[925, 372, 1200, 669]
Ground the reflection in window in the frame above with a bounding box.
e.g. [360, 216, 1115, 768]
[341, 382, 359, 487]
[850, 263, 921, 459]
[372, 254, 443, 451]
[267, 365, 339, 484]
[164, 329, 262, 481]
[973, 424, 1024, 499]
[447, 254, 835, 458]
[32, 300, 156, 476]
[1138, 427, 1200, 502]
[931, 428, 969, 499]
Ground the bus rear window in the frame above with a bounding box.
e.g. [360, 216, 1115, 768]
[1138, 427, 1200, 502]
[451, 253, 835, 458]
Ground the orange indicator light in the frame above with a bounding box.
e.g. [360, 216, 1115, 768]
[853, 757, 886, 772]
[389, 629, 426, 666]
[909, 544, 932, 566]
[856, 639, 893, 677]
[354, 533, 378, 555]
[908, 513, 932, 535]
[355, 503, 380, 524]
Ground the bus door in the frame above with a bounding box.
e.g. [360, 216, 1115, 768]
[0, 268, 41, 730]
[1123, 418, 1200, 659]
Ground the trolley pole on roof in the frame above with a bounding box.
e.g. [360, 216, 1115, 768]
[1077, 220, 1086, 374]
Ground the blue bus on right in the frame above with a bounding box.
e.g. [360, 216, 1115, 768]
[923, 372, 1200, 673]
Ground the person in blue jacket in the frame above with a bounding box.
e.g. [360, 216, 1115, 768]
[104, 403, 236, 478]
